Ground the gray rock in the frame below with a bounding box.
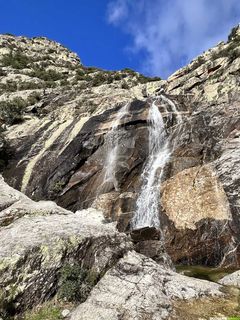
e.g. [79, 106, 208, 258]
[62, 309, 70, 318]
[70, 251, 223, 320]
[0, 175, 69, 226]
[0, 183, 133, 315]
[219, 270, 240, 287]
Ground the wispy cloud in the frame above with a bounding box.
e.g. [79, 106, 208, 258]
[107, 0, 240, 78]
[107, 0, 129, 25]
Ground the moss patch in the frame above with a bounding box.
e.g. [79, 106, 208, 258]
[21, 302, 63, 320]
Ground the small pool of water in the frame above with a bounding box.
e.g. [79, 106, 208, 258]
[176, 265, 237, 283]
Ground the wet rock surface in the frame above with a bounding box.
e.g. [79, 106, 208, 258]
[130, 226, 161, 242]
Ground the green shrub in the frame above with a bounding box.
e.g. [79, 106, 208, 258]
[58, 264, 98, 303]
[228, 48, 239, 62]
[51, 181, 65, 193]
[137, 74, 161, 84]
[83, 66, 101, 74]
[19, 81, 43, 91]
[0, 81, 43, 92]
[106, 75, 114, 83]
[121, 68, 136, 75]
[91, 73, 107, 86]
[48, 48, 56, 54]
[1, 52, 30, 69]
[0, 97, 27, 125]
[0, 69, 6, 77]
[3, 33, 14, 36]
[121, 81, 129, 89]
[0, 131, 8, 171]
[27, 92, 41, 105]
[113, 73, 122, 81]
[228, 26, 240, 42]
[75, 68, 85, 77]
[44, 80, 57, 88]
[211, 41, 240, 60]
[0, 80, 18, 92]
[0, 288, 16, 319]
[60, 79, 69, 86]
[30, 67, 64, 82]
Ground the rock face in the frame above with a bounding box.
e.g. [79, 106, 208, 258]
[161, 165, 238, 266]
[158, 28, 240, 267]
[0, 25, 239, 282]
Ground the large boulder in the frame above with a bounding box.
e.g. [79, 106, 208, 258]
[69, 251, 230, 320]
[161, 164, 239, 266]
[0, 177, 133, 317]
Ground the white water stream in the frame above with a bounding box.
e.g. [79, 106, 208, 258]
[102, 102, 129, 192]
[132, 96, 182, 229]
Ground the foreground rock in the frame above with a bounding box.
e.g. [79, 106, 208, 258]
[69, 251, 226, 320]
[0, 177, 132, 317]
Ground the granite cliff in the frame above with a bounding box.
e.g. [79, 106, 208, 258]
[0, 26, 240, 319]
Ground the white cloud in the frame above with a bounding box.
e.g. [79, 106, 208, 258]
[107, 0, 129, 25]
[107, 0, 240, 78]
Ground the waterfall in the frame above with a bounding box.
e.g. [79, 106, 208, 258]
[101, 102, 129, 192]
[160, 94, 182, 123]
[132, 96, 182, 229]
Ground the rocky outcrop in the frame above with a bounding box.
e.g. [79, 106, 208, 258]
[165, 26, 240, 104]
[0, 177, 132, 317]
[0, 175, 69, 226]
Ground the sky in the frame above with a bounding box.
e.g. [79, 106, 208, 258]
[0, 0, 240, 78]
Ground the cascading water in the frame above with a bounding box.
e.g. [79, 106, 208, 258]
[101, 102, 129, 192]
[132, 96, 182, 229]
[160, 94, 182, 123]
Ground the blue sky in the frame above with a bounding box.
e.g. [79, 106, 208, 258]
[0, 0, 240, 78]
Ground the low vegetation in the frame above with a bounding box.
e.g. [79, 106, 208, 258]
[0, 97, 27, 125]
[22, 302, 63, 320]
[73, 66, 161, 87]
[0, 93, 41, 126]
[58, 263, 98, 303]
[30, 67, 64, 82]
[0, 51, 30, 69]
